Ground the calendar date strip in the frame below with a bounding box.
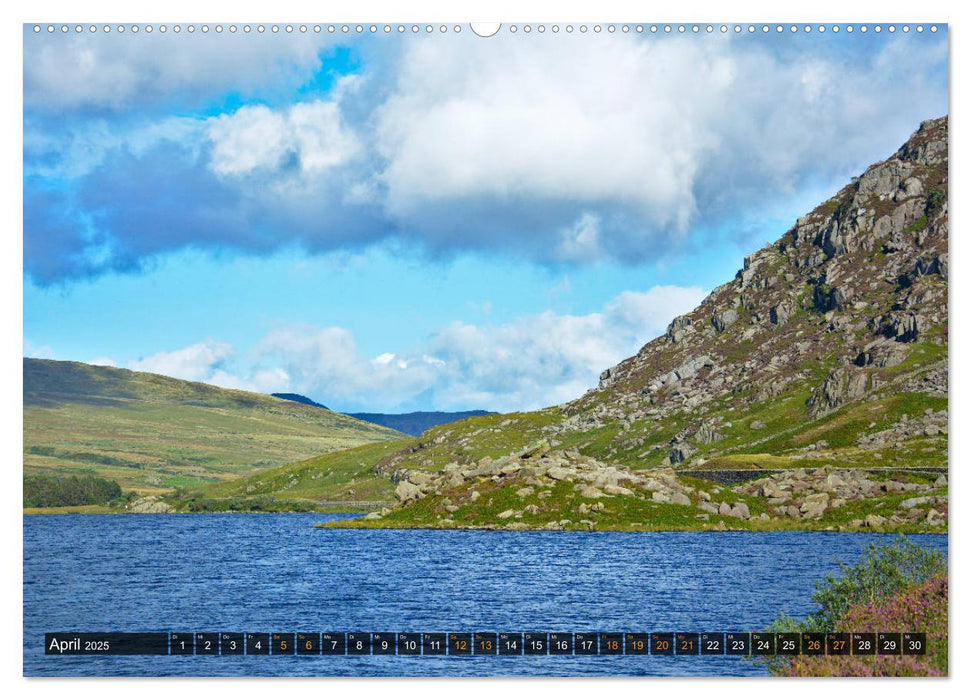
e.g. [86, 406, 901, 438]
[45, 631, 926, 657]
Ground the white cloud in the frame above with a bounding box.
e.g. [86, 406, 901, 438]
[207, 101, 360, 178]
[151, 284, 706, 412]
[24, 30, 331, 110]
[124, 340, 289, 393]
[252, 326, 437, 409]
[24, 116, 205, 180]
[129, 339, 235, 382]
[374, 36, 713, 230]
[208, 367, 291, 394]
[87, 356, 118, 367]
[24, 339, 56, 360]
[207, 106, 287, 177]
[604, 286, 710, 333]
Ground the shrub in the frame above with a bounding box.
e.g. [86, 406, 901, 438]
[767, 536, 947, 676]
[23, 474, 122, 507]
[805, 536, 945, 631]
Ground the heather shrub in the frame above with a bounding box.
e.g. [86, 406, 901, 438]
[780, 575, 947, 676]
[767, 536, 947, 676]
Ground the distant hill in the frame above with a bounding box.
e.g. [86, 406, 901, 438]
[23, 359, 402, 494]
[272, 393, 329, 410]
[347, 410, 497, 436]
[271, 392, 494, 435]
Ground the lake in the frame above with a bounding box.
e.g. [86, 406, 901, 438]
[23, 514, 947, 677]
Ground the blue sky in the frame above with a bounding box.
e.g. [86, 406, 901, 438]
[23, 25, 948, 412]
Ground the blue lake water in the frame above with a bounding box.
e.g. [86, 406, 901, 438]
[23, 514, 947, 677]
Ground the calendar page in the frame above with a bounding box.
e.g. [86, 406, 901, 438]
[22, 19, 948, 678]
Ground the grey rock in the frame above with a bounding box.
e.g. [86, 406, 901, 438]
[394, 481, 423, 503]
[769, 303, 791, 325]
[580, 485, 606, 499]
[127, 496, 174, 514]
[711, 309, 740, 333]
[729, 502, 750, 520]
[865, 514, 887, 529]
[547, 466, 574, 481]
[665, 492, 688, 506]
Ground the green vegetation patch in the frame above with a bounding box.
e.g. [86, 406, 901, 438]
[23, 474, 122, 508]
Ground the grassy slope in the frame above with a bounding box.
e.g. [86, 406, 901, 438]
[364, 375, 946, 478]
[24, 359, 403, 495]
[173, 440, 409, 511]
[200, 354, 945, 517]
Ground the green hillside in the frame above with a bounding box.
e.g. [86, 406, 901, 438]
[23, 359, 403, 495]
[172, 440, 408, 512]
[318, 117, 948, 532]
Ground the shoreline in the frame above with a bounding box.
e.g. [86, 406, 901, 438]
[20, 507, 948, 535]
[316, 519, 947, 534]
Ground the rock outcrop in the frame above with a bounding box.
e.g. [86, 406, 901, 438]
[562, 117, 947, 456]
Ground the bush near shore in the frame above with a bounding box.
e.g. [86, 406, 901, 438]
[768, 536, 947, 676]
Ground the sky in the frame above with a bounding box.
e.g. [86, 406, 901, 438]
[23, 24, 949, 413]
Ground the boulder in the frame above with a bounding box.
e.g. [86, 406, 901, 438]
[394, 481, 423, 503]
[711, 309, 740, 333]
[898, 496, 934, 510]
[729, 502, 750, 520]
[580, 486, 606, 499]
[671, 492, 692, 507]
[547, 466, 574, 481]
[406, 470, 435, 486]
[665, 315, 693, 344]
[668, 442, 694, 464]
[127, 496, 174, 513]
[864, 514, 887, 529]
[519, 441, 551, 459]
[875, 312, 925, 343]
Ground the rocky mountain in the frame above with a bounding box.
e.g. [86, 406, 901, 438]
[333, 116, 948, 532]
[570, 115, 948, 466]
